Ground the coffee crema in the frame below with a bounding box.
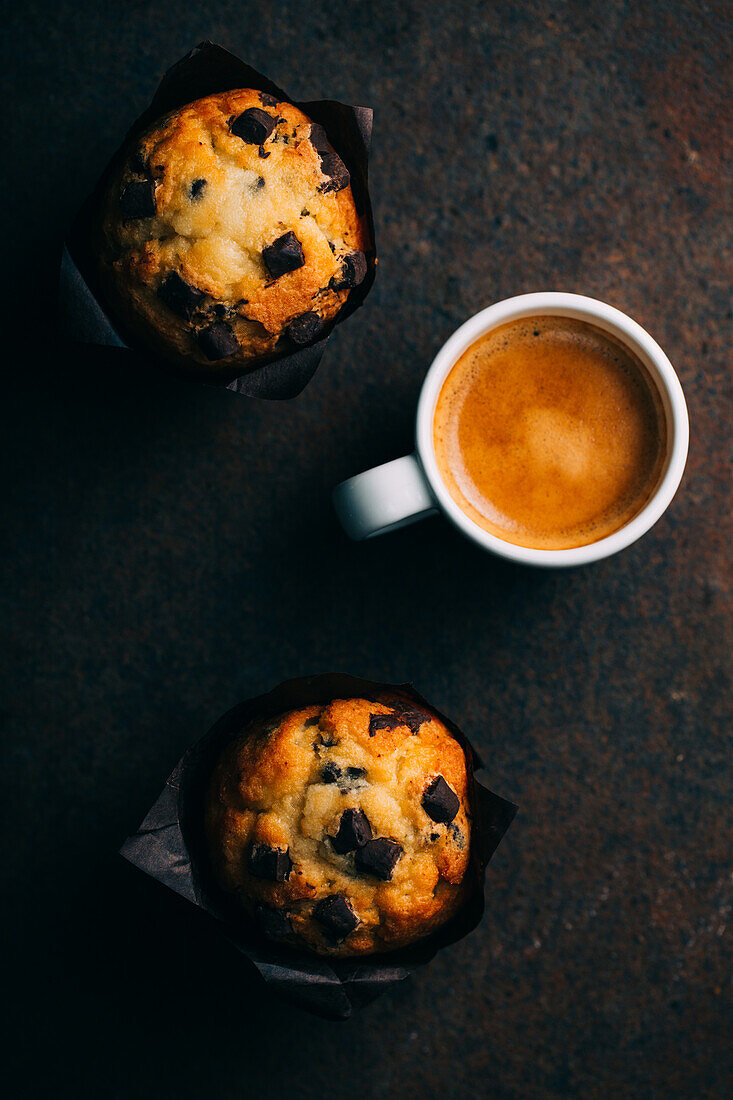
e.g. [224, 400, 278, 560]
[433, 317, 667, 551]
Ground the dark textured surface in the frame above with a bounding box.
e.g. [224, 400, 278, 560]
[2, 2, 732, 1097]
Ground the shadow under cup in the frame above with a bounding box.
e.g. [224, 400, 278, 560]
[416, 294, 690, 567]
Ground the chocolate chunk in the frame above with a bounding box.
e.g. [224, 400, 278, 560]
[322, 764, 367, 792]
[391, 702, 431, 734]
[248, 843, 293, 882]
[255, 905, 291, 939]
[259, 92, 278, 108]
[313, 894, 359, 941]
[190, 177, 206, 200]
[309, 123, 332, 156]
[285, 311, 324, 345]
[314, 730, 339, 749]
[304, 715, 320, 728]
[156, 272, 205, 320]
[368, 713, 403, 737]
[422, 776, 460, 824]
[252, 175, 266, 191]
[403, 712, 430, 734]
[196, 321, 239, 361]
[119, 179, 156, 219]
[331, 809, 373, 854]
[355, 837, 403, 880]
[318, 152, 350, 193]
[258, 145, 270, 158]
[230, 107, 277, 145]
[430, 831, 440, 842]
[333, 251, 368, 290]
[368, 701, 431, 737]
[262, 231, 305, 279]
[308, 124, 350, 192]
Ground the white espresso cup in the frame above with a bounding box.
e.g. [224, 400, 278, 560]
[333, 292, 689, 567]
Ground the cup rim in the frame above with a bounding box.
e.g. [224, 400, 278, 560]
[415, 292, 689, 567]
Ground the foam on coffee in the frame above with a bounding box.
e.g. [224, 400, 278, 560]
[433, 317, 667, 550]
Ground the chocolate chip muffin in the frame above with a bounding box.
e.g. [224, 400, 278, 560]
[97, 89, 370, 376]
[205, 695, 473, 956]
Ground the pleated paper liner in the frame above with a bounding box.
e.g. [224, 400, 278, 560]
[120, 674, 517, 1020]
[60, 42, 376, 400]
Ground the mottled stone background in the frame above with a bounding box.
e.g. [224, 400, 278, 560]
[2, 1, 731, 1097]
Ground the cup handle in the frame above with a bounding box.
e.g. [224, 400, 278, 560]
[332, 454, 439, 540]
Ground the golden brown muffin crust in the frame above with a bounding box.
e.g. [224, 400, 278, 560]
[205, 695, 472, 957]
[97, 89, 370, 377]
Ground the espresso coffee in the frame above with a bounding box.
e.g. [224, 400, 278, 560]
[433, 317, 667, 550]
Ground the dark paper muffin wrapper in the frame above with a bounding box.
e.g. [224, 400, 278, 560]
[120, 674, 517, 1020]
[59, 41, 376, 400]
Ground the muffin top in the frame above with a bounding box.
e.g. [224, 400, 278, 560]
[205, 695, 472, 957]
[97, 89, 370, 376]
